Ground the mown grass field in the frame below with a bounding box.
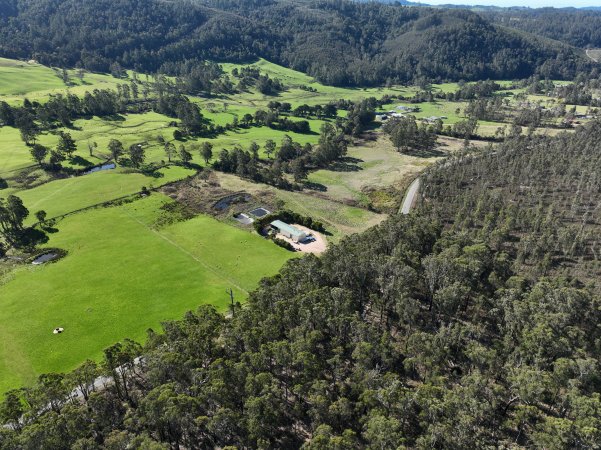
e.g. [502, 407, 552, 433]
[0, 193, 294, 393]
[0, 126, 34, 175]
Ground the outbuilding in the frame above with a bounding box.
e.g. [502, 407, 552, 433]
[270, 220, 308, 243]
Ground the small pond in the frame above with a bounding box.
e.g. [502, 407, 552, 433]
[32, 253, 59, 265]
[249, 207, 271, 218]
[84, 163, 116, 175]
[214, 193, 251, 211]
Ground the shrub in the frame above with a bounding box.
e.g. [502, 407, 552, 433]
[272, 237, 295, 251]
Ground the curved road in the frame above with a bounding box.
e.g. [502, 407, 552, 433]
[400, 178, 420, 214]
[586, 49, 600, 63]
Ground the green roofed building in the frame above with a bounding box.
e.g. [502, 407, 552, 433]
[270, 220, 308, 243]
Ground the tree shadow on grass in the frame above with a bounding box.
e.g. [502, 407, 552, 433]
[326, 157, 363, 172]
[303, 181, 327, 192]
[103, 114, 127, 122]
[70, 155, 94, 167]
[143, 170, 165, 179]
[404, 147, 446, 158]
[41, 224, 60, 234]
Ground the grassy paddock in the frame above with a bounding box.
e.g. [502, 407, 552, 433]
[218, 58, 414, 108]
[0, 58, 128, 105]
[0, 194, 294, 393]
[307, 134, 445, 206]
[15, 165, 194, 221]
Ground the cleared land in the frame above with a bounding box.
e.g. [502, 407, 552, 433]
[586, 49, 601, 63]
[216, 172, 386, 240]
[0, 193, 294, 393]
[277, 225, 327, 254]
[0, 58, 128, 105]
[307, 134, 441, 207]
[219, 59, 415, 108]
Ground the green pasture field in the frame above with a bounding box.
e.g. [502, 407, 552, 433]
[0, 113, 176, 180]
[378, 100, 468, 124]
[0, 193, 295, 393]
[0, 58, 128, 105]
[0, 110, 327, 182]
[0, 58, 66, 96]
[12, 165, 194, 221]
[0, 126, 35, 176]
[219, 59, 415, 108]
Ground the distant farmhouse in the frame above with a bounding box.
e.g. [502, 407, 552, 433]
[395, 105, 419, 113]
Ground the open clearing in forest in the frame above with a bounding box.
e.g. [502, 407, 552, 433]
[0, 57, 128, 105]
[216, 171, 387, 240]
[307, 134, 445, 208]
[0, 193, 294, 393]
[586, 49, 601, 63]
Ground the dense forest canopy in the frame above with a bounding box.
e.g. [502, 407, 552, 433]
[0, 0, 594, 86]
[484, 8, 601, 49]
[422, 122, 601, 287]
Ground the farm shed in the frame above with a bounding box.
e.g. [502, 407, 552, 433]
[271, 220, 308, 243]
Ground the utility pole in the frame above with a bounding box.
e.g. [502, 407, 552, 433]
[226, 288, 235, 317]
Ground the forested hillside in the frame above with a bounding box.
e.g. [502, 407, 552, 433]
[0, 0, 593, 86]
[485, 8, 601, 49]
[3, 123, 601, 448]
[422, 122, 601, 285]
